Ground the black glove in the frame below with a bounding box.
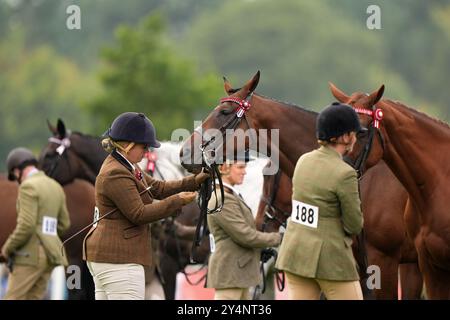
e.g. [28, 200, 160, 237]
[260, 248, 277, 263]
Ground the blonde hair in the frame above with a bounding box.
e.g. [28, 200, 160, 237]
[101, 138, 135, 154]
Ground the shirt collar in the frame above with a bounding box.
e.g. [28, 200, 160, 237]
[116, 150, 135, 170]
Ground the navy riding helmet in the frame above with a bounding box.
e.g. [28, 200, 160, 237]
[105, 112, 161, 148]
[316, 102, 366, 141]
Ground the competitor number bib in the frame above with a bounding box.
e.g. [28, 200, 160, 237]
[42, 216, 57, 235]
[291, 200, 319, 229]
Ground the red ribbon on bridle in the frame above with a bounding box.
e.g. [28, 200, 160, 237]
[354, 107, 384, 128]
[219, 97, 252, 118]
[144, 150, 157, 173]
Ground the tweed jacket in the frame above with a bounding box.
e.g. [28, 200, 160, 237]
[276, 146, 363, 281]
[83, 153, 199, 266]
[206, 186, 281, 289]
[1, 171, 71, 267]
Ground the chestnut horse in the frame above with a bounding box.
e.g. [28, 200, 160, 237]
[180, 71, 422, 299]
[329, 83, 450, 299]
[0, 174, 96, 300]
[256, 161, 423, 299]
[39, 120, 209, 300]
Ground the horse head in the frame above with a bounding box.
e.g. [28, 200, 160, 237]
[180, 71, 261, 173]
[329, 83, 387, 175]
[39, 119, 106, 185]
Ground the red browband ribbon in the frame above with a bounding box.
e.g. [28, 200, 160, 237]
[220, 97, 252, 118]
[354, 108, 384, 128]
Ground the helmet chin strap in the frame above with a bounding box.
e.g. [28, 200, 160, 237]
[111, 140, 135, 154]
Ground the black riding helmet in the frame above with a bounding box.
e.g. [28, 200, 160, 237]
[6, 147, 38, 181]
[105, 112, 161, 148]
[316, 102, 367, 141]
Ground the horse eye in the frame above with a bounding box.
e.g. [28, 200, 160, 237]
[45, 152, 57, 159]
[356, 131, 368, 139]
[220, 108, 233, 116]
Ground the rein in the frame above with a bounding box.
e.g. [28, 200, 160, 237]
[60, 185, 153, 255]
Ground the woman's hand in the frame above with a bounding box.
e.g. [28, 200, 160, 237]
[178, 191, 197, 205]
[194, 170, 210, 185]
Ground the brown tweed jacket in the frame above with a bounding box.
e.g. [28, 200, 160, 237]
[83, 154, 199, 266]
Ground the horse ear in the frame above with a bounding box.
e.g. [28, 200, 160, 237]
[57, 118, 66, 138]
[47, 119, 57, 135]
[329, 82, 350, 102]
[243, 70, 260, 94]
[369, 84, 385, 105]
[223, 76, 233, 95]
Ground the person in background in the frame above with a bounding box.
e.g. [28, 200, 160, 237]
[1, 147, 70, 300]
[206, 153, 282, 300]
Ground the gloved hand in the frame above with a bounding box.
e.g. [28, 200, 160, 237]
[194, 169, 210, 185]
[178, 191, 197, 205]
[261, 248, 277, 263]
[0, 254, 7, 263]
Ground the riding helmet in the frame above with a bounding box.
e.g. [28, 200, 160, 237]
[105, 112, 161, 148]
[6, 147, 38, 181]
[316, 102, 366, 141]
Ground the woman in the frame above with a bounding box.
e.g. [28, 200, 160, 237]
[276, 102, 365, 300]
[206, 154, 282, 300]
[83, 112, 209, 300]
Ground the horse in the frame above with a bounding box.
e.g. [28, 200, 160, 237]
[329, 83, 450, 299]
[256, 160, 423, 299]
[179, 71, 422, 299]
[0, 174, 96, 300]
[39, 120, 210, 300]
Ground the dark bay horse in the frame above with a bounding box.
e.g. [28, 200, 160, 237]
[180, 72, 422, 299]
[0, 174, 96, 300]
[39, 120, 209, 300]
[329, 83, 450, 299]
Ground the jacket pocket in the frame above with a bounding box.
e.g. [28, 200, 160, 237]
[237, 254, 252, 268]
[123, 226, 143, 239]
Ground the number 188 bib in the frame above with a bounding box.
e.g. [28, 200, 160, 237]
[291, 200, 319, 228]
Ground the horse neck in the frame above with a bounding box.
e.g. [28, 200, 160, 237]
[72, 133, 108, 174]
[380, 100, 450, 209]
[249, 95, 318, 177]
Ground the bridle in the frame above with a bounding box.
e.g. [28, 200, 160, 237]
[346, 105, 385, 179]
[260, 169, 289, 231]
[191, 92, 255, 258]
[45, 135, 73, 179]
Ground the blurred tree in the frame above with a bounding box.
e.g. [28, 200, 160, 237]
[86, 13, 223, 139]
[179, 0, 449, 121]
[0, 28, 97, 170]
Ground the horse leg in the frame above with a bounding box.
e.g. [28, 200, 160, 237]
[367, 246, 400, 299]
[416, 236, 450, 299]
[399, 263, 423, 299]
[66, 260, 95, 300]
[159, 254, 180, 300]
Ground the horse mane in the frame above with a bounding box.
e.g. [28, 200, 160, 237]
[257, 93, 318, 116]
[383, 99, 450, 130]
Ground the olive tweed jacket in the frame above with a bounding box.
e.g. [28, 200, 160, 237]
[206, 188, 281, 289]
[1, 171, 71, 267]
[276, 146, 364, 281]
[83, 154, 199, 266]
